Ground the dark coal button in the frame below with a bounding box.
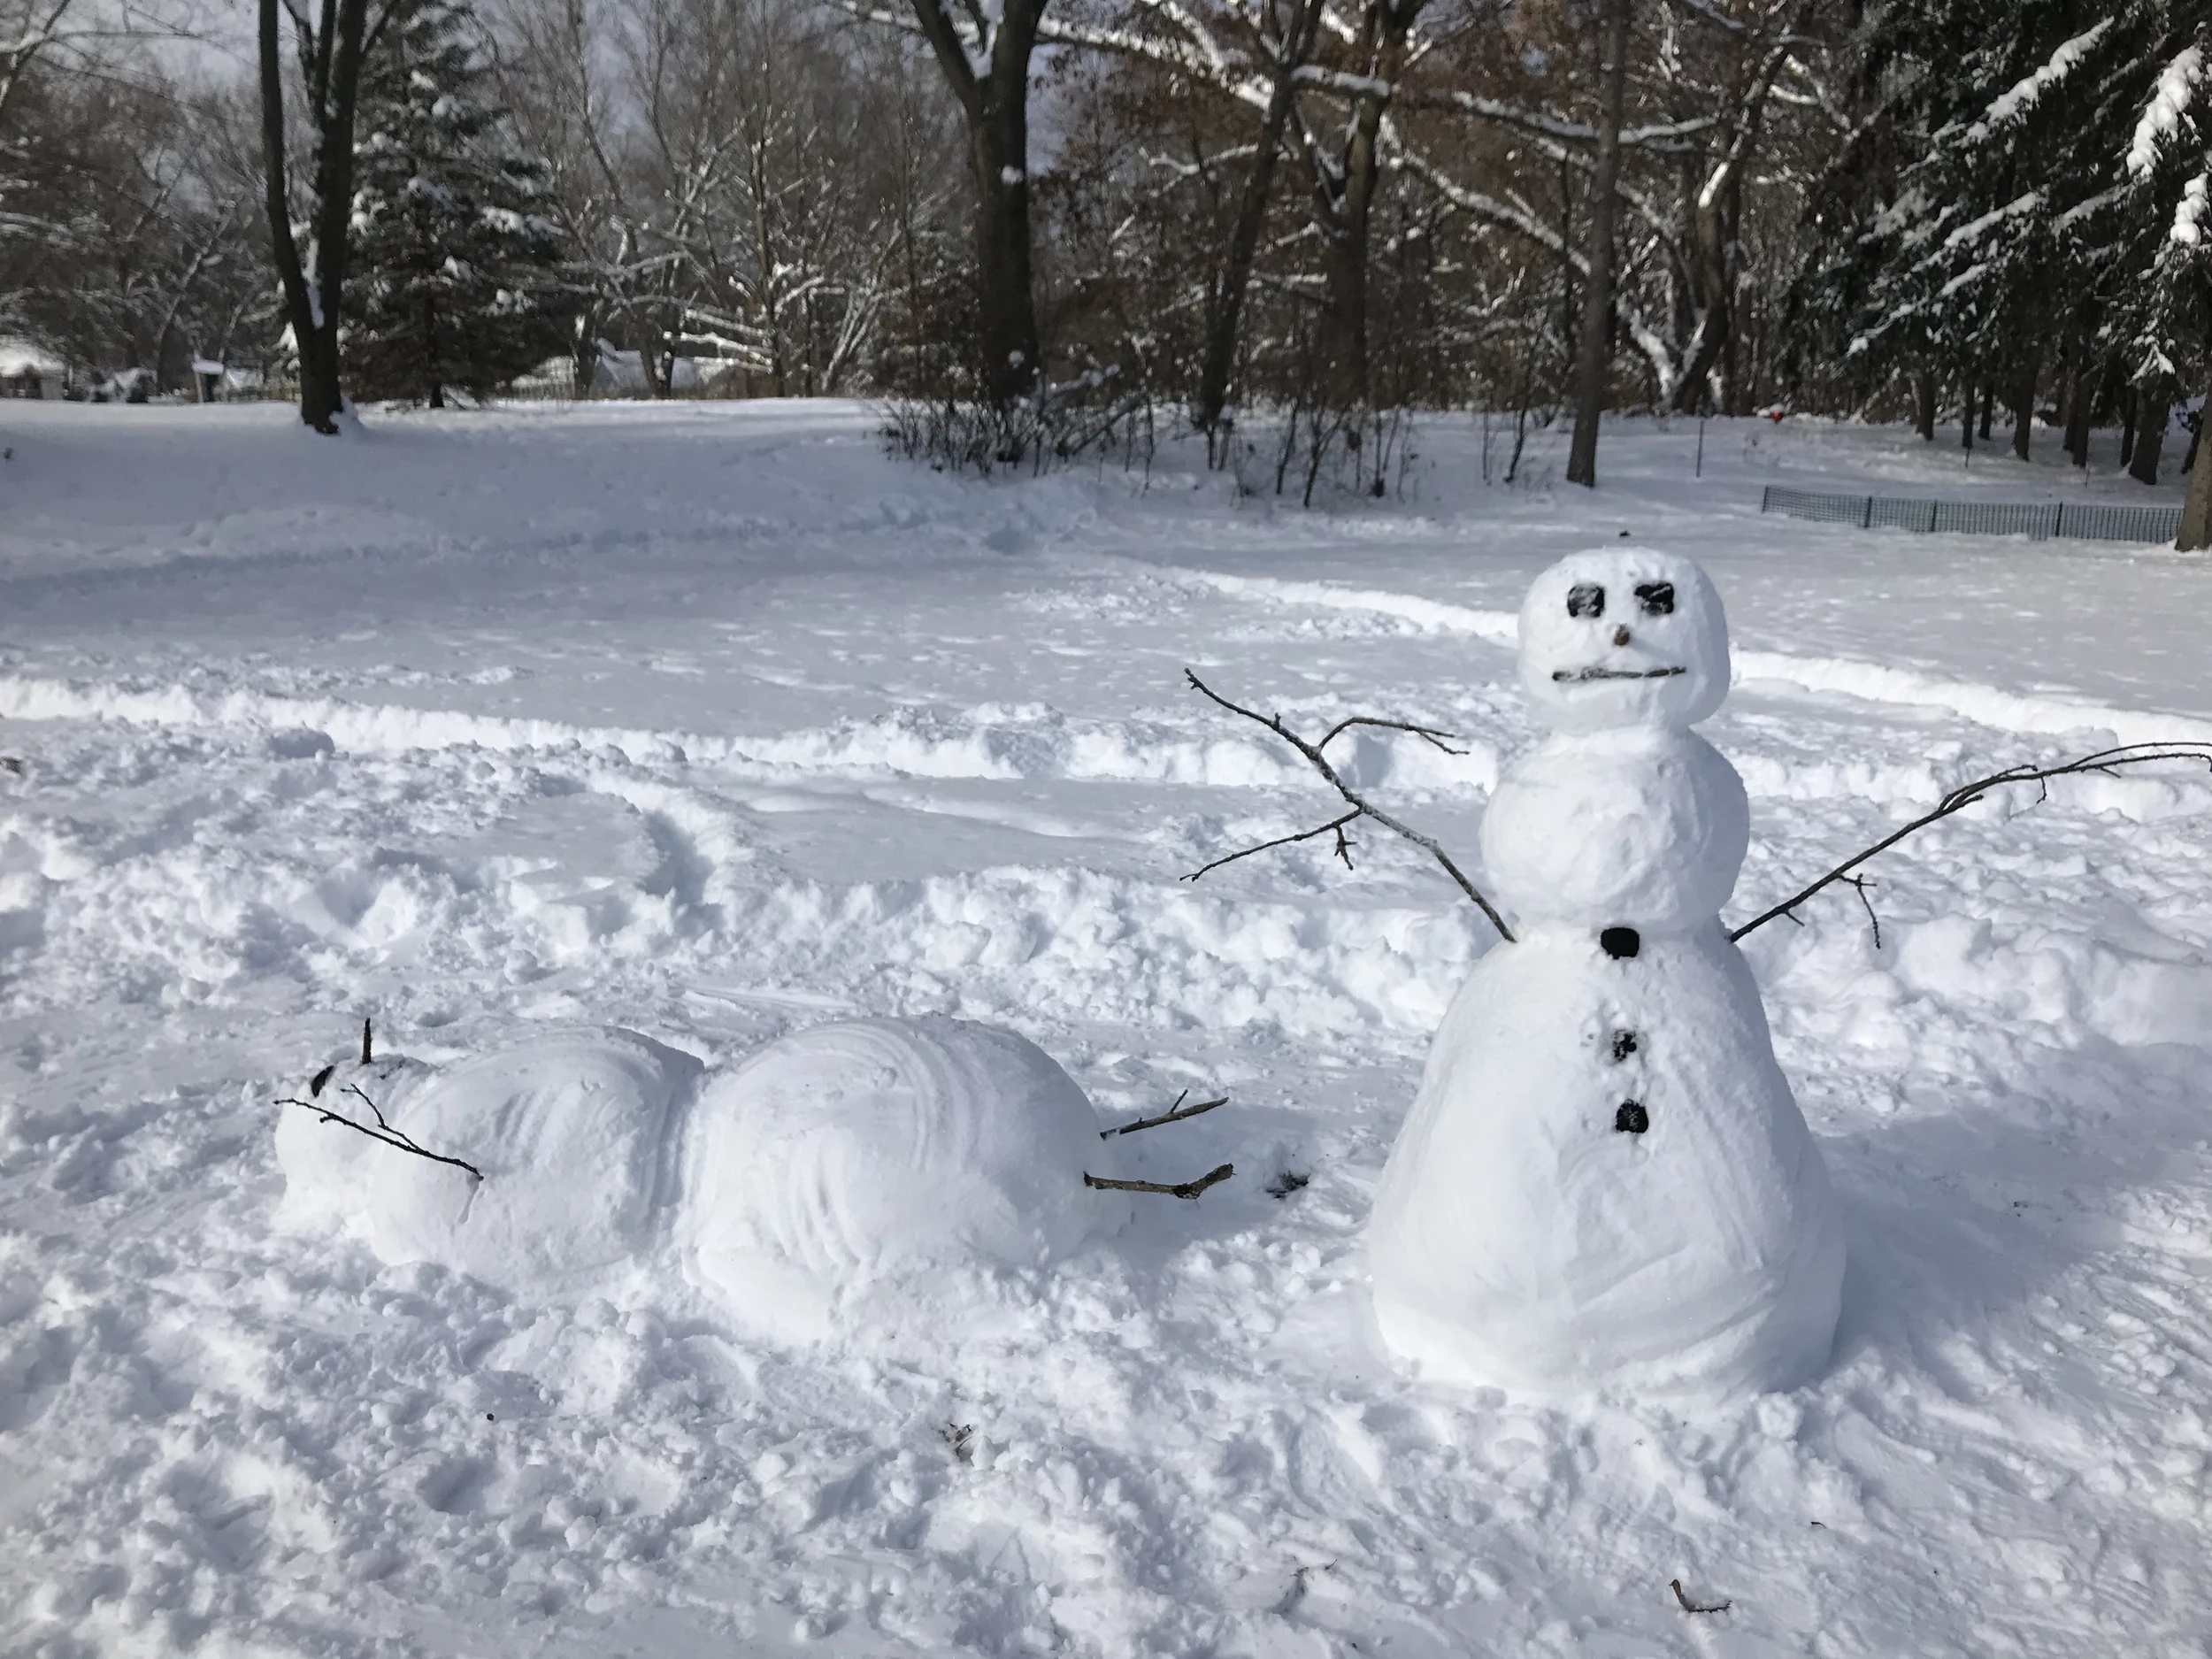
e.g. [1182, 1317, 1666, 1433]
[1610, 1030, 1639, 1062]
[1614, 1102, 1649, 1134]
[1600, 926, 1640, 959]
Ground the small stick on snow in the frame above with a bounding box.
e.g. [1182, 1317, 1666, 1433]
[1731, 742, 2212, 942]
[1181, 670, 1516, 943]
[361, 1017, 373, 1066]
[1084, 1163, 1234, 1200]
[274, 1080, 483, 1181]
[1671, 1579, 1731, 1615]
[1844, 874, 1881, 948]
[1100, 1089, 1229, 1139]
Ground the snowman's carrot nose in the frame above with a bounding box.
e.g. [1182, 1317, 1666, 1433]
[1613, 625, 1632, 647]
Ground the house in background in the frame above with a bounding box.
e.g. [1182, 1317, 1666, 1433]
[1, 339, 67, 399]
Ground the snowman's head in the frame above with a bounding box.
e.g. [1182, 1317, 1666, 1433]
[1517, 549, 1730, 732]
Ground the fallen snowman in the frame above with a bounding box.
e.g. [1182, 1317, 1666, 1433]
[275, 1016, 1133, 1342]
[1366, 548, 1846, 1400]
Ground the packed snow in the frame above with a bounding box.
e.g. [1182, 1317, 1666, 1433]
[3, 399, 2210, 1656]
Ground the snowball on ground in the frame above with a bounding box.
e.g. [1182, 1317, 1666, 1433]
[274, 1027, 702, 1298]
[677, 1017, 1129, 1340]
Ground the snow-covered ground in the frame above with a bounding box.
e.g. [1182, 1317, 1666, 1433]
[2, 399, 2208, 1657]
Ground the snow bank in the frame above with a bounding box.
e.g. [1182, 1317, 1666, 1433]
[677, 1018, 1129, 1340]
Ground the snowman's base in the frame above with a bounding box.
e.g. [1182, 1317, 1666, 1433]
[1371, 1280, 1840, 1402]
[1366, 922, 1846, 1402]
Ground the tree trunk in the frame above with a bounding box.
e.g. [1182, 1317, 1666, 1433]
[1978, 381, 1993, 441]
[1566, 0, 1631, 488]
[1196, 0, 1318, 446]
[1668, 166, 1738, 415]
[260, 0, 330, 430]
[911, 0, 1046, 415]
[969, 101, 1039, 411]
[2009, 353, 2037, 463]
[2120, 387, 2136, 465]
[2063, 360, 2092, 466]
[2131, 384, 2170, 485]
[1960, 380, 1974, 452]
[1914, 370, 1936, 441]
[258, 0, 370, 433]
[2180, 389, 2212, 550]
[1306, 4, 1411, 412]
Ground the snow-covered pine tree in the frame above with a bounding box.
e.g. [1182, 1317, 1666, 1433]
[344, 0, 571, 405]
[2115, 12, 2212, 531]
[1839, 3, 2134, 458]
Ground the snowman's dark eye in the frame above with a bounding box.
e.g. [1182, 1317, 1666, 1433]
[1634, 581, 1675, 616]
[1566, 583, 1605, 618]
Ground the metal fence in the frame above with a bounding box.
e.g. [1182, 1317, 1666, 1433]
[1760, 485, 2183, 545]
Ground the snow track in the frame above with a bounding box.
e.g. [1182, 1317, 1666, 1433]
[3, 402, 2210, 1656]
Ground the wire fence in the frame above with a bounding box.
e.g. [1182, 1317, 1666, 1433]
[1760, 485, 2182, 545]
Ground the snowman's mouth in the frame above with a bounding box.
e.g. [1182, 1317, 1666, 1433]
[1551, 665, 1687, 682]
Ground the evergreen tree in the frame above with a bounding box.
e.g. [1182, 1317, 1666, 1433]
[1845, 6, 2130, 443]
[344, 0, 571, 405]
[2116, 12, 2212, 524]
[2116, 14, 2212, 415]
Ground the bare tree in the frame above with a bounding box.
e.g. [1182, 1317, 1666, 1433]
[260, 0, 400, 429]
[1563, 0, 1628, 487]
[846, 0, 1048, 411]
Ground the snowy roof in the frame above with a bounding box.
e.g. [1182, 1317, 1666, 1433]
[0, 337, 65, 376]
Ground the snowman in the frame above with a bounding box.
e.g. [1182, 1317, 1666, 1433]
[1366, 549, 1844, 1400]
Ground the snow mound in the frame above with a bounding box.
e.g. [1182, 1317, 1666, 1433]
[276, 1028, 703, 1297]
[676, 1017, 1128, 1340]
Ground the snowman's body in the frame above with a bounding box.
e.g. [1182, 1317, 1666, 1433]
[1368, 551, 1844, 1399]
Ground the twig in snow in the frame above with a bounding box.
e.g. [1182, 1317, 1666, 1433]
[1100, 1088, 1228, 1139]
[1671, 1579, 1731, 1615]
[1181, 670, 1516, 943]
[1731, 742, 2212, 942]
[939, 1422, 975, 1463]
[274, 1079, 482, 1182]
[1844, 875, 1881, 949]
[1264, 1169, 1310, 1199]
[1184, 810, 1361, 883]
[1084, 1163, 1235, 1201]
[361, 1017, 374, 1066]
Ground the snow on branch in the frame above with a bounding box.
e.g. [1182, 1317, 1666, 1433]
[1394, 143, 1683, 401]
[2130, 45, 2204, 178]
[2170, 170, 2211, 247]
[1941, 189, 2040, 252]
[1961, 18, 2113, 147]
[1416, 88, 1720, 152]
